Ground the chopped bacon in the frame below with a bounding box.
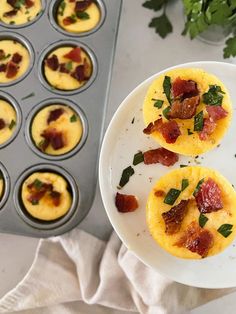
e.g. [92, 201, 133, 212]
[0, 64, 7, 72]
[115, 192, 138, 213]
[12, 52, 22, 64]
[143, 147, 178, 166]
[41, 129, 64, 150]
[155, 190, 165, 197]
[25, 0, 34, 8]
[6, 61, 18, 78]
[59, 63, 70, 73]
[27, 181, 53, 204]
[45, 54, 59, 71]
[47, 108, 64, 124]
[64, 47, 82, 63]
[63, 16, 76, 25]
[162, 200, 189, 235]
[169, 95, 200, 119]
[199, 118, 216, 141]
[172, 78, 199, 98]
[50, 191, 61, 206]
[3, 9, 18, 17]
[206, 105, 228, 121]
[0, 119, 6, 130]
[7, 0, 17, 8]
[175, 221, 214, 257]
[195, 178, 223, 213]
[143, 119, 162, 135]
[71, 65, 85, 81]
[69, 0, 75, 2]
[75, 0, 92, 12]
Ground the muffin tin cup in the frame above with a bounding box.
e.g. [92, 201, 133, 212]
[0, 163, 10, 210]
[38, 39, 98, 95]
[13, 164, 79, 230]
[49, 0, 106, 37]
[0, 31, 35, 87]
[25, 98, 89, 161]
[0, 90, 22, 149]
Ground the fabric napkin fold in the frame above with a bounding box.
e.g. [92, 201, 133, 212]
[0, 229, 234, 314]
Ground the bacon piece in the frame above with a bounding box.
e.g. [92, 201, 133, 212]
[0, 119, 6, 130]
[7, 0, 17, 8]
[206, 105, 228, 121]
[175, 221, 214, 257]
[69, 0, 75, 2]
[12, 52, 22, 64]
[25, 0, 34, 8]
[6, 61, 18, 78]
[160, 120, 181, 143]
[41, 129, 64, 150]
[63, 16, 76, 25]
[71, 65, 85, 81]
[172, 77, 198, 98]
[64, 47, 82, 63]
[143, 147, 178, 166]
[143, 118, 162, 135]
[59, 63, 70, 73]
[169, 95, 200, 119]
[75, 0, 92, 12]
[162, 200, 189, 235]
[50, 191, 61, 206]
[195, 178, 223, 213]
[45, 54, 59, 71]
[0, 64, 7, 72]
[115, 192, 138, 213]
[199, 118, 216, 141]
[27, 181, 53, 204]
[3, 9, 18, 17]
[154, 190, 165, 197]
[47, 108, 64, 124]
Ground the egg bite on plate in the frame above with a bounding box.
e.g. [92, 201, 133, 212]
[143, 68, 232, 156]
[0, 99, 16, 145]
[146, 166, 236, 259]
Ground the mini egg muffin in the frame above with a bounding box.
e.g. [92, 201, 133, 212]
[21, 172, 72, 221]
[0, 99, 16, 145]
[31, 104, 83, 155]
[0, 40, 30, 83]
[146, 166, 236, 259]
[143, 68, 232, 156]
[0, 0, 42, 25]
[0, 171, 4, 202]
[57, 0, 100, 33]
[44, 46, 92, 91]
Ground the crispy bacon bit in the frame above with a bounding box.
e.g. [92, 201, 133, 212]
[47, 108, 64, 124]
[175, 221, 214, 257]
[59, 63, 70, 73]
[199, 118, 216, 141]
[206, 105, 228, 121]
[172, 78, 198, 98]
[169, 96, 200, 119]
[0, 64, 7, 72]
[143, 119, 162, 135]
[64, 47, 82, 63]
[50, 191, 61, 206]
[7, 0, 17, 8]
[41, 129, 64, 150]
[25, 0, 34, 8]
[12, 52, 22, 64]
[154, 190, 165, 197]
[63, 16, 76, 25]
[0, 119, 6, 130]
[6, 61, 18, 78]
[75, 0, 92, 12]
[27, 181, 53, 204]
[162, 200, 189, 235]
[45, 54, 59, 71]
[143, 147, 178, 166]
[3, 9, 18, 17]
[71, 65, 85, 81]
[115, 192, 138, 213]
[195, 178, 223, 213]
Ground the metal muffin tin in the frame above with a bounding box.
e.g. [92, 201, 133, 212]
[0, 0, 122, 237]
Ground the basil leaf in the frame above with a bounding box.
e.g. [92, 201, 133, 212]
[31, 199, 39, 205]
[8, 119, 16, 130]
[153, 99, 164, 109]
[133, 152, 144, 166]
[70, 114, 77, 122]
[59, 1, 66, 16]
[217, 224, 233, 238]
[199, 213, 208, 228]
[193, 178, 204, 196]
[33, 179, 43, 190]
[164, 188, 181, 205]
[76, 12, 90, 20]
[194, 111, 204, 131]
[181, 178, 189, 191]
[65, 61, 73, 71]
[202, 85, 224, 106]
[119, 166, 135, 188]
[162, 106, 171, 119]
[163, 76, 172, 104]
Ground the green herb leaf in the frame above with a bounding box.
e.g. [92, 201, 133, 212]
[187, 128, 193, 135]
[0, 53, 11, 61]
[133, 152, 144, 166]
[207, 1, 232, 25]
[164, 188, 181, 205]
[163, 75, 172, 104]
[199, 213, 209, 228]
[76, 11, 90, 20]
[21, 92, 35, 100]
[142, 0, 167, 11]
[70, 14, 77, 23]
[180, 164, 187, 168]
[162, 106, 171, 119]
[9, 21, 15, 25]
[33, 179, 43, 190]
[217, 224, 233, 238]
[8, 119, 16, 130]
[15, 0, 25, 9]
[202, 85, 224, 106]
[194, 111, 204, 131]
[153, 99, 164, 109]
[181, 178, 189, 191]
[65, 61, 73, 71]
[59, 1, 66, 16]
[119, 166, 135, 188]
[149, 13, 173, 39]
[224, 36, 236, 58]
[70, 114, 77, 122]
[31, 199, 39, 205]
[193, 178, 204, 196]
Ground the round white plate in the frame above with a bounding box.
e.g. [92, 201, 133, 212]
[99, 61, 236, 288]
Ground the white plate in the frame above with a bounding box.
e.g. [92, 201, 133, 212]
[99, 61, 236, 288]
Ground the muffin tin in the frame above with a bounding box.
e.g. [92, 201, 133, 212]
[0, 0, 122, 237]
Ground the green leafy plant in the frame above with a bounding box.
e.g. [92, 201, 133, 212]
[142, 0, 236, 58]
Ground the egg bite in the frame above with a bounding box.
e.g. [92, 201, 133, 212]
[31, 104, 83, 155]
[0, 171, 4, 202]
[146, 166, 236, 259]
[21, 172, 72, 221]
[0, 40, 30, 83]
[57, 0, 101, 34]
[0, 99, 17, 145]
[143, 68, 232, 156]
[44, 46, 92, 91]
[0, 0, 42, 25]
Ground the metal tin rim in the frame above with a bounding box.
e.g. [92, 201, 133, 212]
[0, 31, 35, 87]
[0, 163, 10, 210]
[38, 39, 98, 95]
[0, 91, 22, 149]
[13, 164, 79, 230]
[48, 0, 106, 37]
[24, 98, 89, 161]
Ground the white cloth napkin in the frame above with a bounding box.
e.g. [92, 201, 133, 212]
[0, 229, 234, 314]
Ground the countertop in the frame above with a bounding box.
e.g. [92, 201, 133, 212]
[1, 0, 236, 313]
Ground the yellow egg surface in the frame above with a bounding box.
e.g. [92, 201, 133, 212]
[44, 47, 92, 91]
[0, 0, 42, 25]
[0, 40, 30, 83]
[57, 0, 100, 33]
[31, 104, 83, 155]
[146, 166, 236, 259]
[143, 68, 232, 156]
[21, 172, 72, 221]
[0, 99, 16, 145]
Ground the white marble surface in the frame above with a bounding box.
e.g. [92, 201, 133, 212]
[1, 0, 236, 313]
